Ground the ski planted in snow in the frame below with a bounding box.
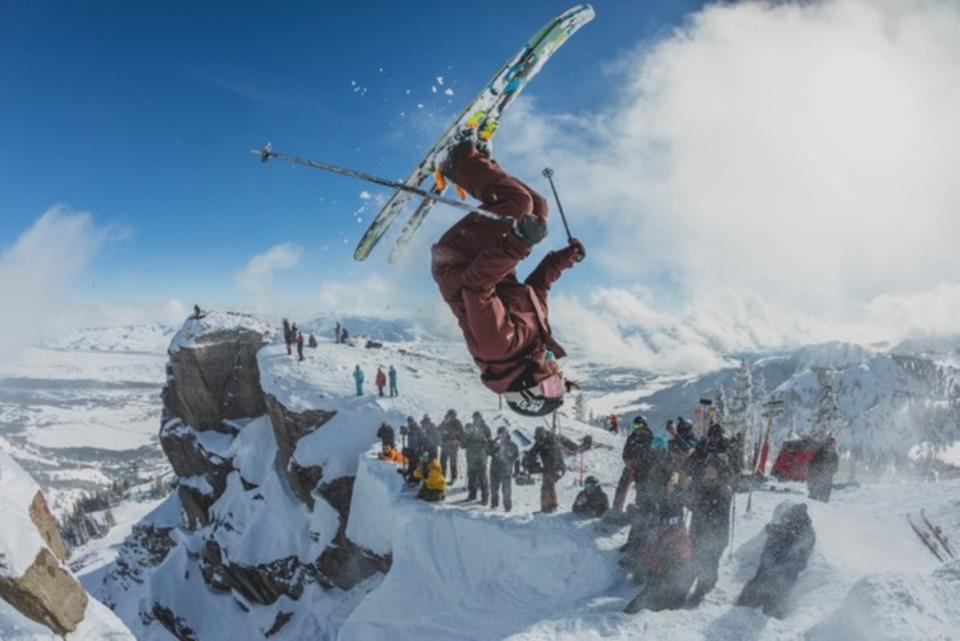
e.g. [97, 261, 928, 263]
[921, 509, 955, 559]
[907, 514, 945, 562]
[353, 3, 595, 263]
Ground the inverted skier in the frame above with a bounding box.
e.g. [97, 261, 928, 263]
[430, 122, 584, 417]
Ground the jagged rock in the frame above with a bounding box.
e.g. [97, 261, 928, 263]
[316, 541, 390, 591]
[28, 491, 67, 562]
[0, 548, 88, 636]
[159, 419, 231, 526]
[265, 611, 293, 637]
[160, 420, 232, 481]
[152, 603, 198, 641]
[163, 316, 270, 431]
[265, 393, 335, 507]
[200, 540, 308, 605]
[177, 485, 215, 529]
[319, 476, 355, 535]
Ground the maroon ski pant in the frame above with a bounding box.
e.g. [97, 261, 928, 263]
[430, 148, 548, 361]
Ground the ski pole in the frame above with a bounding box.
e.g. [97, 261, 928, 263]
[728, 493, 736, 559]
[253, 144, 516, 226]
[541, 167, 574, 242]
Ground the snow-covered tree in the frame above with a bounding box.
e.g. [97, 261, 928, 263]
[573, 393, 588, 423]
[713, 383, 728, 424]
[727, 360, 753, 435]
[815, 367, 843, 435]
[753, 370, 768, 406]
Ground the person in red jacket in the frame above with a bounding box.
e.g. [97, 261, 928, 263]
[375, 367, 387, 397]
[431, 138, 584, 417]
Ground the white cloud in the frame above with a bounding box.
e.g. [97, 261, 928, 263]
[236, 243, 303, 310]
[0, 205, 108, 362]
[497, 0, 960, 366]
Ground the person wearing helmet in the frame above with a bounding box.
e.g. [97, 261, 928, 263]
[528, 426, 566, 513]
[489, 426, 519, 512]
[684, 422, 734, 605]
[612, 415, 655, 513]
[439, 409, 464, 484]
[572, 476, 609, 518]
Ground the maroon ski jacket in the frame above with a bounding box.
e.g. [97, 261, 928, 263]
[433, 215, 580, 394]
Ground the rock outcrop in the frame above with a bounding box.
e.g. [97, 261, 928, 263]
[162, 312, 271, 431]
[95, 311, 388, 641]
[0, 452, 134, 640]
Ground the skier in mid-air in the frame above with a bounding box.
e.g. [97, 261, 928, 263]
[431, 131, 584, 417]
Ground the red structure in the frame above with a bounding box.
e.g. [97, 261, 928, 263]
[771, 437, 819, 481]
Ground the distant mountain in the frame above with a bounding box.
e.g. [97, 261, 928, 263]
[584, 340, 960, 458]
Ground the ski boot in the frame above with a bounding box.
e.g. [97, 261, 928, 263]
[435, 110, 499, 194]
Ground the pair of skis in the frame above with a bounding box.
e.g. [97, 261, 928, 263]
[907, 510, 955, 562]
[255, 5, 595, 263]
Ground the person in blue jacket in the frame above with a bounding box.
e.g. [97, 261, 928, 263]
[353, 365, 365, 396]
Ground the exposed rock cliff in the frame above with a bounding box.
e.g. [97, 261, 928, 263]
[0, 452, 134, 640]
[94, 311, 387, 641]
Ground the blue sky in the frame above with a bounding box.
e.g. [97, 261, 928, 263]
[0, 0, 705, 309]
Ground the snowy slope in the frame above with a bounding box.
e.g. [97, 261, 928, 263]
[259, 334, 960, 640]
[66, 318, 960, 641]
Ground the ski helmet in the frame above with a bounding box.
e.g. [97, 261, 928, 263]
[584, 476, 599, 488]
[676, 417, 694, 435]
[632, 415, 649, 431]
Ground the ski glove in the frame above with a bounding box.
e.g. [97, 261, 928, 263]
[556, 238, 586, 268]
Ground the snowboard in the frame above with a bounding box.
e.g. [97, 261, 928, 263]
[353, 4, 595, 262]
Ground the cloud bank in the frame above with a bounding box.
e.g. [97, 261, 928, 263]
[0, 206, 108, 361]
[498, 0, 960, 370]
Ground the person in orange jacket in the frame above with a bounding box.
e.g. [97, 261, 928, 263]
[377, 443, 407, 465]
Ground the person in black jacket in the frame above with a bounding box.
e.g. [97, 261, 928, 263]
[572, 476, 609, 518]
[489, 427, 519, 512]
[376, 422, 395, 449]
[463, 413, 492, 503]
[684, 422, 734, 605]
[399, 416, 421, 482]
[439, 409, 465, 484]
[807, 437, 839, 502]
[529, 426, 566, 513]
[613, 415, 655, 512]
